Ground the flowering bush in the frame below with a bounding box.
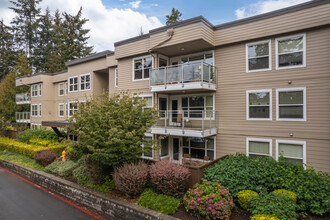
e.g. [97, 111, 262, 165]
[149, 160, 190, 198]
[113, 161, 149, 197]
[250, 214, 280, 220]
[238, 190, 259, 210]
[34, 150, 57, 166]
[184, 180, 234, 219]
[273, 189, 297, 204]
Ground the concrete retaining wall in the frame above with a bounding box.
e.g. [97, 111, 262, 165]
[0, 160, 179, 220]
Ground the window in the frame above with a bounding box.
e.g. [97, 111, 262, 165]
[182, 95, 214, 118]
[133, 56, 153, 80]
[181, 52, 213, 65]
[276, 33, 306, 69]
[69, 102, 78, 117]
[276, 140, 306, 166]
[246, 89, 272, 120]
[31, 123, 41, 129]
[158, 96, 167, 117]
[59, 83, 64, 96]
[59, 104, 64, 117]
[141, 134, 153, 159]
[80, 74, 91, 91]
[65, 103, 68, 116]
[39, 104, 42, 117]
[182, 137, 215, 160]
[247, 138, 272, 158]
[31, 104, 38, 117]
[65, 82, 68, 95]
[139, 95, 153, 111]
[115, 68, 118, 87]
[69, 76, 78, 92]
[31, 85, 38, 97]
[246, 40, 271, 72]
[39, 84, 42, 96]
[276, 87, 306, 121]
[160, 137, 169, 157]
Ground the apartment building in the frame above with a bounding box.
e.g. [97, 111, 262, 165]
[16, 0, 330, 172]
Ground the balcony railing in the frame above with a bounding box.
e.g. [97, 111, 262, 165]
[150, 62, 217, 92]
[151, 110, 218, 137]
[16, 112, 30, 123]
[16, 93, 31, 104]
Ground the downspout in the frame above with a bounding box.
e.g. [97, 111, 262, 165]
[148, 28, 175, 55]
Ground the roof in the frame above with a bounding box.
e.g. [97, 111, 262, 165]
[65, 50, 114, 66]
[114, 0, 329, 47]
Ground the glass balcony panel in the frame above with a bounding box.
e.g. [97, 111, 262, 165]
[167, 65, 181, 83]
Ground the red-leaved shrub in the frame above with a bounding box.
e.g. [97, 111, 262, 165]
[113, 161, 148, 197]
[149, 160, 190, 198]
[34, 150, 57, 166]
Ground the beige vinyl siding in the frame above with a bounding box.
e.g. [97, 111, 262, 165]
[200, 22, 214, 46]
[106, 55, 117, 67]
[214, 4, 330, 46]
[115, 38, 150, 59]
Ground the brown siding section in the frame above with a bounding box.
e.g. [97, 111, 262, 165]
[115, 38, 150, 59]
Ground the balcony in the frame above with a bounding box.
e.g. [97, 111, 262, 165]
[16, 112, 30, 123]
[151, 110, 218, 137]
[16, 93, 31, 104]
[150, 62, 217, 92]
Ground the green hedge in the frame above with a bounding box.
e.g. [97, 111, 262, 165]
[0, 136, 65, 158]
[203, 153, 330, 215]
[17, 128, 62, 143]
[45, 160, 78, 177]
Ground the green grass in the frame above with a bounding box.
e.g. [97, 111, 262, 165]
[0, 150, 45, 171]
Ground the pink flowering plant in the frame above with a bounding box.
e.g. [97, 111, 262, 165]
[184, 180, 234, 220]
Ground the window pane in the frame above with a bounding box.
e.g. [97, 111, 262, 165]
[144, 68, 150, 78]
[159, 58, 167, 67]
[191, 148, 205, 159]
[144, 146, 152, 157]
[248, 43, 269, 58]
[207, 150, 214, 160]
[145, 97, 152, 107]
[190, 138, 205, 149]
[134, 59, 142, 70]
[249, 92, 269, 105]
[144, 57, 152, 69]
[285, 158, 303, 166]
[279, 52, 303, 67]
[190, 55, 204, 63]
[183, 147, 189, 155]
[206, 138, 214, 150]
[249, 141, 269, 155]
[206, 96, 213, 107]
[278, 36, 303, 54]
[249, 57, 269, 70]
[279, 106, 303, 118]
[249, 106, 270, 118]
[161, 137, 168, 157]
[279, 91, 303, 104]
[205, 53, 213, 65]
[279, 143, 303, 158]
[190, 96, 204, 107]
[134, 70, 142, 80]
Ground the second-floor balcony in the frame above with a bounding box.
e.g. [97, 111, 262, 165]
[16, 93, 31, 104]
[16, 112, 30, 123]
[151, 110, 218, 138]
[150, 62, 217, 92]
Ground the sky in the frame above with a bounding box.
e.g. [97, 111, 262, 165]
[0, 0, 311, 52]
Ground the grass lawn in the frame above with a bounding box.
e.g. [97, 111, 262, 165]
[0, 150, 45, 171]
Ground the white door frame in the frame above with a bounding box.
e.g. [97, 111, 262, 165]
[169, 136, 182, 164]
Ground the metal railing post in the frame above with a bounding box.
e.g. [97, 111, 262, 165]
[165, 110, 167, 133]
[202, 110, 204, 134]
[164, 67, 167, 89]
[182, 110, 185, 135]
[181, 64, 184, 88]
[201, 62, 204, 86]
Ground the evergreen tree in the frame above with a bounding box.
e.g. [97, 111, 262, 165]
[166, 8, 182, 26]
[0, 20, 17, 80]
[9, 0, 42, 70]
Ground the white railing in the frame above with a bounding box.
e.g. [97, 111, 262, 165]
[150, 62, 217, 88]
[154, 110, 218, 135]
[16, 93, 31, 104]
[16, 112, 30, 123]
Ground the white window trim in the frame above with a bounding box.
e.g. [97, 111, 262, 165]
[275, 33, 306, 70]
[246, 89, 272, 121]
[68, 76, 79, 93]
[31, 84, 38, 97]
[276, 139, 306, 168]
[276, 87, 306, 121]
[79, 73, 91, 91]
[31, 123, 41, 129]
[115, 68, 118, 87]
[59, 83, 64, 96]
[138, 94, 153, 111]
[31, 104, 38, 117]
[141, 133, 154, 159]
[68, 101, 78, 117]
[39, 104, 42, 117]
[39, 84, 42, 96]
[65, 82, 68, 95]
[246, 40, 272, 73]
[58, 103, 65, 117]
[132, 55, 153, 82]
[180, 50, 215, 65]
[246, 137, 272, 157]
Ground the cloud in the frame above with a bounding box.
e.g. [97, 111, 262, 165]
[129, 1, 141, 9]
[235, 0, 312, 19]
[0, 0, 163, 51]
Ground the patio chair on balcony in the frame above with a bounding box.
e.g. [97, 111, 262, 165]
[174, 113, 183, 127]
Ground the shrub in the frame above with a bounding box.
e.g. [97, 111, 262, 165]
[0, 136, 65, 158]
[184, 180, 234, 219]
[45, 160, 78, 177]
[29, 138, 51, 146]
[238, 190, 259, 210]
[249, 192, 298, 220]
[149, 160, 190, 198]
[273, 189, 297, 204]
[17, 128, 61, 143]
[203, 153, 330, 215]
[34, 150, 57, 166]
[113, 161, 148, 197]
[250, 214, 280, 220]
[137, 189, 180, 215]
